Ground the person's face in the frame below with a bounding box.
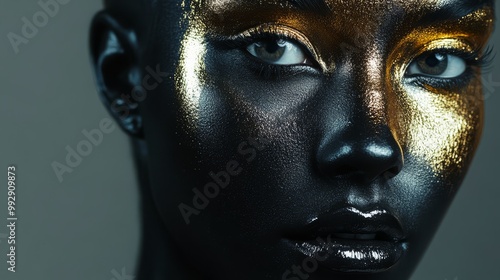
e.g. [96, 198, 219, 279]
[137, 0, 494, 279]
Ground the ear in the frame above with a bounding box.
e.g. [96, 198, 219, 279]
[89, 11, 143, 137]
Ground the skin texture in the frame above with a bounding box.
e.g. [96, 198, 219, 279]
[90, 0, 494, 279]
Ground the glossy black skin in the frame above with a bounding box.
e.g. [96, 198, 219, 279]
[89, 1, 484, 279]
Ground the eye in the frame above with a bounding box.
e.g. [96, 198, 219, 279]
[406, 52, 467, 78]
[246, 38, 308, 65]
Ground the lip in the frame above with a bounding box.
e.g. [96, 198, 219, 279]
[284, 207, 408, 273]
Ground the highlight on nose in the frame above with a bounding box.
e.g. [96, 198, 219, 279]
[316, 128, 404, 183]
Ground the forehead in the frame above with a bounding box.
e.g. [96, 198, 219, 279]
[191, 0, 493, 31]
[191, 0, 494, 31]
[202, 0, 482, 13]
[189, 0, 494, 43]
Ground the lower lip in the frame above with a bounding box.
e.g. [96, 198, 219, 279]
[286, 236, 407, 273]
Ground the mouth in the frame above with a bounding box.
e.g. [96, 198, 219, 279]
[284, 207, 408, 273]
[332, 233, 383, 240]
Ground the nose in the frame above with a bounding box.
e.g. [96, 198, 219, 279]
[316, 124, 404, 183]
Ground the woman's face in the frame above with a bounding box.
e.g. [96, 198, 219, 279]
[138, 0, 494, 279]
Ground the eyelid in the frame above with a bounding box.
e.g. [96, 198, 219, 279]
[409, 39, 476, 64]
[227, 23, 326, 72]
[424, 39, 475, 55]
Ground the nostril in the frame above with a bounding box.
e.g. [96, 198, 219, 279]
[334, 165, 358, 177]
[383, 166, 402, 180]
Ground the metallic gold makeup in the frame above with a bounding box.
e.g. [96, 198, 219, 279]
[388, 8, 494, 175]
[176, 0, 494, 175]
[175, 0, 209, 132]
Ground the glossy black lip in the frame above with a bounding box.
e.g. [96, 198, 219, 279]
[284, 207, 408, 273]
[287, 206, 405, 241]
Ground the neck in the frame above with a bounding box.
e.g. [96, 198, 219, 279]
[132, 139, 204, 280]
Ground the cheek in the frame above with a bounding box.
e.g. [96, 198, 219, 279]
[393, 81, 484, 179]
[180, 41, 324, 151]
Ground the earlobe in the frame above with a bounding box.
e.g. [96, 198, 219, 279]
[89, 11, 143, 137]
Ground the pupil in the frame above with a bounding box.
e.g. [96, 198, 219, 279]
[255, 40, 286, 62]
[418, 53, 448, 75]
[265, 42, 280, 53]
[425, 53, 446, 67]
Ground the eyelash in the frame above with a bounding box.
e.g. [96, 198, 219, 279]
[219, 31, 318, 79]
[219, 31, 495, 86]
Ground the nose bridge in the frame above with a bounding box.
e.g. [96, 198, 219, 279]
[315, 48, 403, 183]
[354, 46, 390, 126]
[319, 45, 393, 134]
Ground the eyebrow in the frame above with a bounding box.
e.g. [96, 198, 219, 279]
[417, 0, 494, 25]
[285, 0, 494, 19]
[286, 0, 331, 14]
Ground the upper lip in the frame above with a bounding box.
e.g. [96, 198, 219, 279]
[286, 206, 405, 242]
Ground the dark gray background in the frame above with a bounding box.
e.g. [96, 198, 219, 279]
[0, 1, 498, 279]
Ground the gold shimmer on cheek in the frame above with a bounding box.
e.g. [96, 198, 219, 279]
[394, 79, 483, 176]
[174, 0, 208, 131]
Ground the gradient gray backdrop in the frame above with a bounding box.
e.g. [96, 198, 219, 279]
[0, 1, 498, 279]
